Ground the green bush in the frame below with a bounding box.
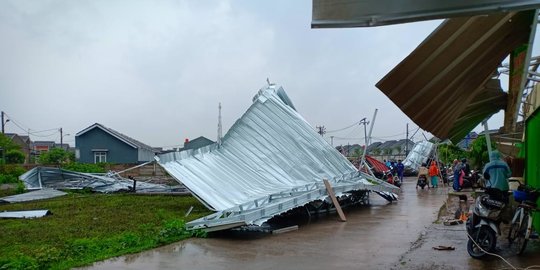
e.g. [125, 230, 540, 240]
[5, 150, 25, 164]
[0, 175, 17, 184]
[0, 164, 26, 177]
[39, 148, 73, 165]
[156, 219, 192, 244]
[0, 164, 26, 184]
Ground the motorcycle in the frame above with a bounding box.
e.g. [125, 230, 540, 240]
[466, 188, 506, 259]
[451, 170, 482, 191]
[462, 170, 482, 189]
[417, 174, 428, 189]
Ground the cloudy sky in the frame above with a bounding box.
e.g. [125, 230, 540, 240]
[0, 0, 528, 149]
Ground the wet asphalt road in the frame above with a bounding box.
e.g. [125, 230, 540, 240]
[85, 177, 450, 270]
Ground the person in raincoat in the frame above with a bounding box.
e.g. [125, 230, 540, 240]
[429, 160, 440, 188]
[483, 150, 512, 192]
[452, 159, 461, 191]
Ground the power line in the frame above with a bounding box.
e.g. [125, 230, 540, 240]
[326, 121, 360, 133]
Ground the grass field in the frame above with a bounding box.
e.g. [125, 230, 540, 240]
[0, 192, 211, 269]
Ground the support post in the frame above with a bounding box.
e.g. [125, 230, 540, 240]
[323, 179, 346, 222]
[482, 120, 493, 161]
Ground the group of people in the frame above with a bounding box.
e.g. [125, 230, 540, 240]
[414, 150, 512, 192]
[384, 159, 405, 183]
[417, 160, 442, 188]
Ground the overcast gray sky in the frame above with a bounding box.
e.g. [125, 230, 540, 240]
[0, 0, 521, 149]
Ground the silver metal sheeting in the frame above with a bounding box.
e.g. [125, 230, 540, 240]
[403, 141, 434, 171]
[19, 167, 177, 193]
[157, 85, 399, 230]
[0, 210, 52, 219]
[0, 189, 67, 204]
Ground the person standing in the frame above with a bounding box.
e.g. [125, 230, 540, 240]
[452, 159, 461, 191]
[396, 159, 405, 183]
[483, 150, 512, 192]
[429, 160, 440, 188]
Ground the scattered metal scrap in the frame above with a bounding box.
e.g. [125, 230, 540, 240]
[0, 189, 67, 204]
[19, 167, 186, 194]
[157, 84, 400, 231]
[0, 210, 52, 219]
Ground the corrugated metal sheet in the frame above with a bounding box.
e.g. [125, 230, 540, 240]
[157, 85, 399, 230]
[376, 11, 535, 143]
[312, 0, 540, 28]
[403, 141, 434, 171]
[365, 155, 389, 173]
[0, 189, 67, 204]
[0, 210, 52, 219]
[19, 167, 178, 193]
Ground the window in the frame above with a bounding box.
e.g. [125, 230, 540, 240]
[94, 152, 107, 163]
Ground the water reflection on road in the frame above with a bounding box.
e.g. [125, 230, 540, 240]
[86, 178, 449, 270]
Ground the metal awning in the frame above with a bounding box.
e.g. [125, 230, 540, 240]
[157, 85, 399, 231]
[376, 11, 535, 143]
[311, 0, 540, 28]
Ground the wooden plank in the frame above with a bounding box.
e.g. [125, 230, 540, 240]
[272, 225, 299, 234]
[323, 179, 347, 222]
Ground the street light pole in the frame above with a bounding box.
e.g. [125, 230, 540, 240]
[1, 111, 5, 134]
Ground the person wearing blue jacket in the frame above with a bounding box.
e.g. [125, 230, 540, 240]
[483, 150, 512, 192]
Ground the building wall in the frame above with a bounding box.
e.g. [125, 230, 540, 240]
[76, 128, 138, 164]
[526, 108, 540, 231]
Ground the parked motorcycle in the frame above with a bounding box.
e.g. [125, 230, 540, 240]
[451, 170, 482, 191]
[466, 188, 507, 259]
[417, 174, 428, 189]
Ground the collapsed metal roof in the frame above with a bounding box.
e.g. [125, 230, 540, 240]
[376, 11, 535, 143]
[157, 85, 399, 231]
[19, 167, 180, 193]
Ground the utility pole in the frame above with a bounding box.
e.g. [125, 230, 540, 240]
[60, 128, 63, 149]
[405, 123, 409, 156]
[1, 111, 5, 134]
[316, 125, 326, 137]
[359, 117, 369, 150]
[330, 136, 334, 147]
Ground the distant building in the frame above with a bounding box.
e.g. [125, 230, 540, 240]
[75, 123, 157, 164]
[182, 136, 214, 151]
[33, 141, 56, 153]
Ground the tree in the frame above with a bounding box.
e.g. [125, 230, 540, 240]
[437, 143, 466, 165]
[39, 148, 73, 165]
[0, 133, 20, 151]
[5, 149, 25, 164]
[468, 136, 497, 169]
[0, 133, 21, 164]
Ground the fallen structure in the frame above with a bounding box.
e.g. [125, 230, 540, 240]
[156, 84, 399, 231]
[19, 167, 185, 194]
[403, 141, 434, 171]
